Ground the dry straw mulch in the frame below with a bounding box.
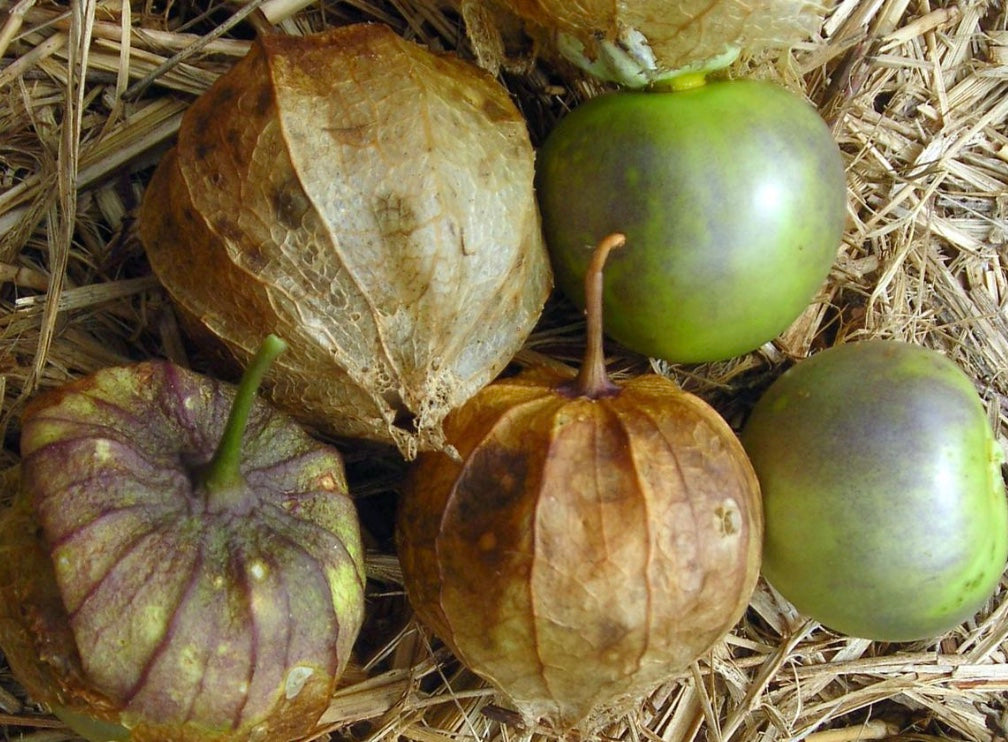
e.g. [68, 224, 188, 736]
[2, 0, 1008, 740]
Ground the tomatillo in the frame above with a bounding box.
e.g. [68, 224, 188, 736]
[536, 78, 846, 362]
[741, 340, 1008, 641]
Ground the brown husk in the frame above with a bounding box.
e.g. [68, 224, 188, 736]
[472, 0, 827, 76]
[397, 363, 763, 733]
[137, 23, 552, 459]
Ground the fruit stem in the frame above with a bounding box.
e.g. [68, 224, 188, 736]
[561, 232, 625, 400]
[200, 334, 287, 494]
[654, 70, 709, 92]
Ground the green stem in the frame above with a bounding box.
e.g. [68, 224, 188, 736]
[200, 334, 287, 493]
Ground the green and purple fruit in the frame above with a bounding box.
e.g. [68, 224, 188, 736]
[536, 79, 846, 362]
[742, 340, 1008, 641]
[0, 336, 366, 741]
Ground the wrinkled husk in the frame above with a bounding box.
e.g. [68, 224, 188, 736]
[398, 368, 763, 732]
[0, 361, 366, 741]
[138, 24, 552, 459]
[473, 0, 828, 84]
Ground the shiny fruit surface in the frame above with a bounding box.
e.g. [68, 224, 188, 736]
[742, 340, 1008, 641]
[537, 79, 846, 362]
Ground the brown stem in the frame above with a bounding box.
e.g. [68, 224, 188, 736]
[560, 232, 626, 400]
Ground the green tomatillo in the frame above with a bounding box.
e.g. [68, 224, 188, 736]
[742, 340, 1008, 641]
[536, 77, 846, 363]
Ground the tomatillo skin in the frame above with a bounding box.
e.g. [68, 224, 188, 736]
[741, 340, 1008, 642]
[536, 79, 846, 362]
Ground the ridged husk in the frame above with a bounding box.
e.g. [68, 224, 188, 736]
[482, 0, 828, 83]
[398, 368, 763, 732]
[137, 24, 552, 459]
[0, 361, 366, 741]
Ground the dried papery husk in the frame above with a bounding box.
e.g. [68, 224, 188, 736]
[475, 0, 828, 85]
[137, 23, 552, 458]
[0, 354, 366, 742]
[397, 235, 763, 732]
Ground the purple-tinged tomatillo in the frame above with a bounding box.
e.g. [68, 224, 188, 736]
[0, 335, 366, 741]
